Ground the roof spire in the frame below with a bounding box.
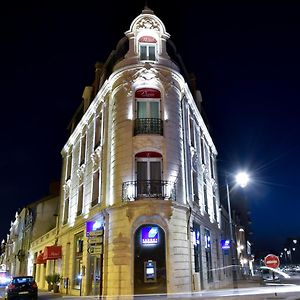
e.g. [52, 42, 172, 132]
[142, 0, 154, 14]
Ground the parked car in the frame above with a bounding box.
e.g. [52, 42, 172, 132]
[5, 276, 38, 300]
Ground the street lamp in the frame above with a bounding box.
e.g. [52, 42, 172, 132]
[226, 171, 250, 289]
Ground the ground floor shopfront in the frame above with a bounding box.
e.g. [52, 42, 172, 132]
[57, 200, 230, 297]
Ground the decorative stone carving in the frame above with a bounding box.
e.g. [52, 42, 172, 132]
[63, 180, 71, 198]
[135, 17, 160, 31]
[91, 146, 101, 170]
[121, 68, 174, 97]
[77, 164, 85, 183]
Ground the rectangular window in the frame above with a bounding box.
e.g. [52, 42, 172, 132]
[205, 229, 213, 283]
[66, 152, 72, 181]
[63, 197, 69, 225]
[73, 233, 84, 289]
[137, 100, 159, 118]
[193, 222, 201, 273]
[80, 135, 86, 165]
[213, 189, 217, 221]
[136, 158, 162, 196]
[210, 155, 215, 178]
[193, 170, 199, 204]
[91, 170, 100, 206]
[203, 176, 208, 213]
[200, 137, 205, 164]
[139, 44, 156, 61]
[77, 184, 83, 216]
[94, 113, 102, 149]
[189, 118, 195, 147]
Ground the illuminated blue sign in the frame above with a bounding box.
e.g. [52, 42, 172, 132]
[141, 226, 159, 245]
[86, 220, 103, 237]
[221, 239, 231, 250]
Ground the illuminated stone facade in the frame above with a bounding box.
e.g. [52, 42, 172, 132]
[57, 7, 227, 297]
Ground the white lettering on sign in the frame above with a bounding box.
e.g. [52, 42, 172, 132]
[142, 238, 158, 244]
[266, 260, 278, 264]
[135, 89, 160, 98]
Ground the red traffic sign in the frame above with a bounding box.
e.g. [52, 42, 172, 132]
[264, 254, 280, 269]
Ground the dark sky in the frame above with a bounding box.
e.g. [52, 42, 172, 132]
[2, 0, 300, 257]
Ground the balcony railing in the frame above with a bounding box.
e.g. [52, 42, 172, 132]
[134, 118, 163, 135]
[122, 180, 176, 201]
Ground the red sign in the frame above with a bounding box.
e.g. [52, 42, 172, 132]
[36, 252, 46, 264]
[135, 88, 161, 98]
[43, 246, 62, 260]
[264, 254, 280, 269]
[138, 36, 157, 43]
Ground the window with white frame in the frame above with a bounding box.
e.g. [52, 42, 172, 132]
[79, 134, 86, 165]
[136, 152, 162, 196]
[63, 197, 69, 225]
[210, 153, 215, 179]
[203, 175, 208, 213]
[189, 117, 195, 148]
[91, 169, 100, 206]
[94, 112, 102, 149]
[200, 136, 205, 164]
[192, 169, 199, 204]
[134, 88, 162, 135]
[77, 184, 83, 216]
[66, 149, 73, 181]
[212, 188, 217, 221]
[138, 36, 157, 61]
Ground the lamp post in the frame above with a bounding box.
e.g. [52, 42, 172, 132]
[226, 171, 249, 289]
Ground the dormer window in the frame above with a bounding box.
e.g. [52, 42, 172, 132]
[139, 36, 157, 61]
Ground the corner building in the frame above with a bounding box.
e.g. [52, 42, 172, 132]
[58, 7, 226, 297]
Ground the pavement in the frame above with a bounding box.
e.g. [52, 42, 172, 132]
[36, 278, 300, 300]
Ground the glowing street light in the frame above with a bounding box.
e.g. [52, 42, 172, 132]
[235, 172, 250, 188]
[226, 171, 250, 289]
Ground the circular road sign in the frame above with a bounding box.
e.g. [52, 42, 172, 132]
[264, 254, 280, 269]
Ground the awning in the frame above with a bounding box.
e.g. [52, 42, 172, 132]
[43, 245, 62, 260]
[36, 252, 46, 264]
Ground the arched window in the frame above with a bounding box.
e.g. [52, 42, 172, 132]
[138, 36, 157, 61]
[135, 152, 162, 196]
[134, 88, 163, 135]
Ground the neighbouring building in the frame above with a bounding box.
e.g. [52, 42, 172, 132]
[56, 6, 228, 297]
[3, 182, 60, 279]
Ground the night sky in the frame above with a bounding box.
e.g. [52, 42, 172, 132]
[2, 0, 300, 258]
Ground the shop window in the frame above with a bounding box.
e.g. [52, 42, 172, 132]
[193, 223, 201, 273]
[205, 229, 213, 283]
[73, 233, 84, 289]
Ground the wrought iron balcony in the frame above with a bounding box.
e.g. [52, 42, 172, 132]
[122, 180, 176, 201]
[134, 118, 163, 135]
